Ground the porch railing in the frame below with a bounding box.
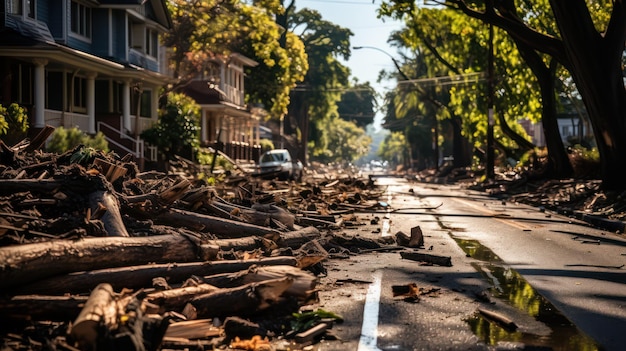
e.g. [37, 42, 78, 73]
[44, 109, 89, 130]
[97, 120, 145, 161]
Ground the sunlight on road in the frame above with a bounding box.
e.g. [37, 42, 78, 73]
[358, 270, 383, 351]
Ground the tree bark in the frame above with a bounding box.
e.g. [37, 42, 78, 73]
[200, 265, 317, 299]
[1, 226, 319, 290]
[182, 277, 294, 319]
[549, 0, 626, 190]
[15, 256, 298, 295]
[157, 209, 283, 238]
[0, 294, 88, 321]
[0, 234, 214, 290]
[69, 283, 118, 350]
[89, 190, 130, 237]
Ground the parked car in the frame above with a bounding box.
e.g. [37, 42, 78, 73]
[258, 149, 303, 180]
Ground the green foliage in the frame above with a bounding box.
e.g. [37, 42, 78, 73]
[70, 146, 98, 165]
[165, 0, 308, 119]
[141, 93, 200, 160]
[0, 103, 29, 145]
[258, 138, 274, 153]
[309, 117, 371, 163]
[46, 127, 109, 154]
[286, 7, 355, 157]
[378, 131, 409, 167]
[291, 309, 343, 334]
[337, 82, 378, 128]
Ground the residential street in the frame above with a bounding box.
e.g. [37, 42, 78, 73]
[311, 176, 626, 351]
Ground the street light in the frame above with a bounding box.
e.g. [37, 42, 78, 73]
[353, 45, 437, 171]
[352, 46, 411, 81]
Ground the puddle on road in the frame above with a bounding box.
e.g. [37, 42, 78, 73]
[453, 237, 601, 351]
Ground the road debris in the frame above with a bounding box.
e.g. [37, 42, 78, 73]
[1, 131, 445, 350]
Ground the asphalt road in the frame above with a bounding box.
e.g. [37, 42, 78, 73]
[309, 176, 626, 351]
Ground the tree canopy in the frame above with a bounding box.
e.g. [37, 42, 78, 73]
[164, 0, 308, 118]
[379, 0, 625, 189]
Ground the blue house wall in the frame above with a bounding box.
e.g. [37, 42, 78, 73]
[91, 8, 109, 58]
[47, 0, 64, 40]
[112, 10, 127, 62]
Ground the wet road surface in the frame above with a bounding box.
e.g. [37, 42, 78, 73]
[310, 176, 626, 351]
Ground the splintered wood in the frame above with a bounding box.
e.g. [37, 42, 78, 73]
[0, 129, 445, 350]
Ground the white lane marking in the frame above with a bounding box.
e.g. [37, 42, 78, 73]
[358, 270, 383, 351]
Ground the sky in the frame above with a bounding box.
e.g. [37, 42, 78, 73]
[298, 0, 406, 106]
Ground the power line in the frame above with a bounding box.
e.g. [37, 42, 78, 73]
[300, 0, 380, 5]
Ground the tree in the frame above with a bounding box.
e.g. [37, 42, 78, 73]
[411, 0, 626, 190]
[284, 7, 354, 162]
[141, 93, 200, 162]
[164, 0, 308, 119]
[378, 131, 410, 168]
[379, 5, 559, 173]
[0, 103, 29, 146]
[337, 81, 378, 129]
[312, 116, 371, 163]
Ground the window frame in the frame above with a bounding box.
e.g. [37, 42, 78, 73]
[8, 0, 36, 20]
[70, 1, 92, 41]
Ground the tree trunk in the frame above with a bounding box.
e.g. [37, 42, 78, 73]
[69, 283, 118, 350]
[0, 234, 214, 290]
[13, 256, 298, 295]
[182, 277, 293, 319]
[449, 116, 472, 168]
[89, 190, 130, 237]
[200, 265, 317, 299]
[548, 0, 626, 190]
[507, 16, 573, 178]
[157, 209, 282, 239]
[0, 294, 88, 321]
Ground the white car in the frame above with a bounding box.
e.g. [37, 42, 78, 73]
[258, 149, 303, 180]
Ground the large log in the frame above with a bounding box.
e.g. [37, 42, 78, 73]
[182, 277, 294, 319]
[69, 283, 118, 350]
[15, 256, 298, 295]
[0, 294, 88, 321]
[200, 265, 317, 299]
[0, 227, 321, 290]
[157, 208, 283, 238]
[0, 234, 213, 290]
[146, 284, 220, 312]
[89, 190, 130, 237]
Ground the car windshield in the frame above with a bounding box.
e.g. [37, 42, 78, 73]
[261, 152, 285, 163]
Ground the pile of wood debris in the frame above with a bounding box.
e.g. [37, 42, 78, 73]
[0, 128, 404, 351]
[421, 165, 626, 230]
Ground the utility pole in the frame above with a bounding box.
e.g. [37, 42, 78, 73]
[486, 24, 495, 179]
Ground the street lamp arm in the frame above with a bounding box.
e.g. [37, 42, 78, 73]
[353, 46, 411, 81]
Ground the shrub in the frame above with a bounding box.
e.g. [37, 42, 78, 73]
[46, 126, 109, 154]
[0, 103, 29, 145]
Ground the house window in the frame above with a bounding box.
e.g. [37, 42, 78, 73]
[68, 74, 86, 112]
[145, 28, 158, 58]
[9, 63, 33, 105]
[70, 1, 91, 39]
[129, 20, 143, 50]
[46, 71, 63, 111]
[9, 0, 35, 18]
[26, 0, 35, 18]
[131, 89, 152, 118]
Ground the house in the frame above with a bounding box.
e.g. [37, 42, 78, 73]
[180, 54, 263, 163]
[0, 0, 172, 166]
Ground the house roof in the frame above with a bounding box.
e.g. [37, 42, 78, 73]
[99, 0, 172, 29]
[0, 34, 171, 85]
[182, 80, 252, 117]
[183, 80, 229, 105]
